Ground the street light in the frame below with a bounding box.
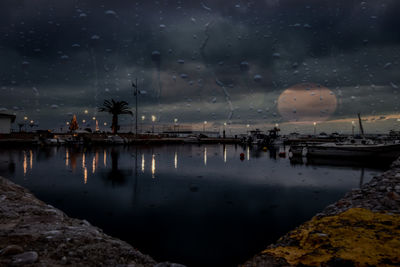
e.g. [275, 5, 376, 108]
[223, 122, 227, 138]
[92, 117, 96, 120]
[174, 118, 178, 133]
[313, 122, 317, 135]
[203, 121, 207, 132]
[351, 120, 355, 136]
[23, 116, 28, 131]
[84, 109, 88, 114]
[151, 115, 156, 133]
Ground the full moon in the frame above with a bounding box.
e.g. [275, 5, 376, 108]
[277, 83, 337, 122]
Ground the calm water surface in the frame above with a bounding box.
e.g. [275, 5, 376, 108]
[0, 145, 384, 266]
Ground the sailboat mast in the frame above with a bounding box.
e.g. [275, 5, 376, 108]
[357, 113, 365, 136]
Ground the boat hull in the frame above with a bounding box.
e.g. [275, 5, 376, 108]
[306, 143, 400, 160]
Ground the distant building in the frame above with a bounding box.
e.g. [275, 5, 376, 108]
[0, 113, 16, 133]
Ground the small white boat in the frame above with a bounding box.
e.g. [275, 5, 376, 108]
[306, 142, 400, 160]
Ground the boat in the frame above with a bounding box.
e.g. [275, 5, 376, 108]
[305, 142, 400, 160]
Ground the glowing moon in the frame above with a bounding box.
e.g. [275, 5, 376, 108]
[277, 83, 337, 122]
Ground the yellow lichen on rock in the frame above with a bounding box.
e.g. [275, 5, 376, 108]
[262, 208, 400, 266]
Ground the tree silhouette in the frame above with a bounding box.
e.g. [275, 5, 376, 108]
[69, 115, 79, 132]
[98, 99, 133, 134]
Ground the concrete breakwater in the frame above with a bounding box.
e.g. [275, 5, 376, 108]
[0, 176, 185, 267]
[243, 158, 400, 267]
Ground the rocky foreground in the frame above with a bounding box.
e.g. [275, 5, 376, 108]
[243, 158, 400, 267]
[0, 176, 178, 266]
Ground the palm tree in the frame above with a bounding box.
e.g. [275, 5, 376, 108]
[98, 99, 133, 134]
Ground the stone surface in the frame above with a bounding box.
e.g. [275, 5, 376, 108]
[0, 245, 23, 256]
[12, 251, 38, 265]
[0, 176, 157, 266]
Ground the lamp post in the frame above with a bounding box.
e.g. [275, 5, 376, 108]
[29, 120, 34, 132]
[174, 118, 178, 133]
[313, 122, 317, 136]
[223, 122, 227, 138]
[141, 115, 145, 133]
[24, 116, 28, 131]
[151, 115, 156, 133]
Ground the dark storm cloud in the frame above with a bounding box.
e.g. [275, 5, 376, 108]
[0, 0, 400, 129]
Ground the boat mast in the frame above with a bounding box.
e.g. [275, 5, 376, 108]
[357, 113, 365, 136]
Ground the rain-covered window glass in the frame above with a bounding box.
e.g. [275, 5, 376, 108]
[1, 0, 399, 134]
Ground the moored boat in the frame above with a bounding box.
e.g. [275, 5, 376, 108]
[306, 142, 400, 160]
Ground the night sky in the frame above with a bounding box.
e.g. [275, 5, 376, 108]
[1, 0, 400, 133]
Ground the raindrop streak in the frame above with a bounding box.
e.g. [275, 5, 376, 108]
[151, 51, 162, 104]
[200, 22, 234, 122]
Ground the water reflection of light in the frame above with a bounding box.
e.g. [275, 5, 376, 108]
[82, 153, 87, 184]
[82, 153, 86, 169]
[204, 147, 207, 166]
[151, 154, 156, 178]
[141, 154, 145, 173]
[247, 146, 250, 161]
[223, 146, 227, 163]
[92, 156, 96, 174]
[65, 149, 69, 167]
[23, 151, 27, 176]
[84, 167, 88, 184]
[29, 150, 33, 169]
[103, 149, 107, 166]
[174, 151, 178, 169]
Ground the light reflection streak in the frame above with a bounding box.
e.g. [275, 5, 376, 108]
[23, 151, 27, 176]
[174, 151, 178, 169]
[82, 153, 87, 184]
[247, 146, 250, 161]
[204, 147, 207, 166]
[151, 154, 156, 178]
[84, 167, 88, 184]
[65, 149, 69, 167]
[223, 146, 227, 163]
[82, 153, 86, 169]
[103, 149, 107, 166]
[29, 150, 33, 169]
[141, 154, 145, 173]
[92, 156, 96, 174]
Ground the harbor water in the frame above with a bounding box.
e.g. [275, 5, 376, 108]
[0, 144, 385, 266]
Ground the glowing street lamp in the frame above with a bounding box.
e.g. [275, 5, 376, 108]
[92, 117, 96, 120]
[104, 122, 107, 126]
[151, 115, 156, 133]
[203, 121, 207, 132]
[84, 109, 88, 114]
[223, 122, 227, 138]
[174, 118, 178, 133]
[313, 122, 317, 135]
